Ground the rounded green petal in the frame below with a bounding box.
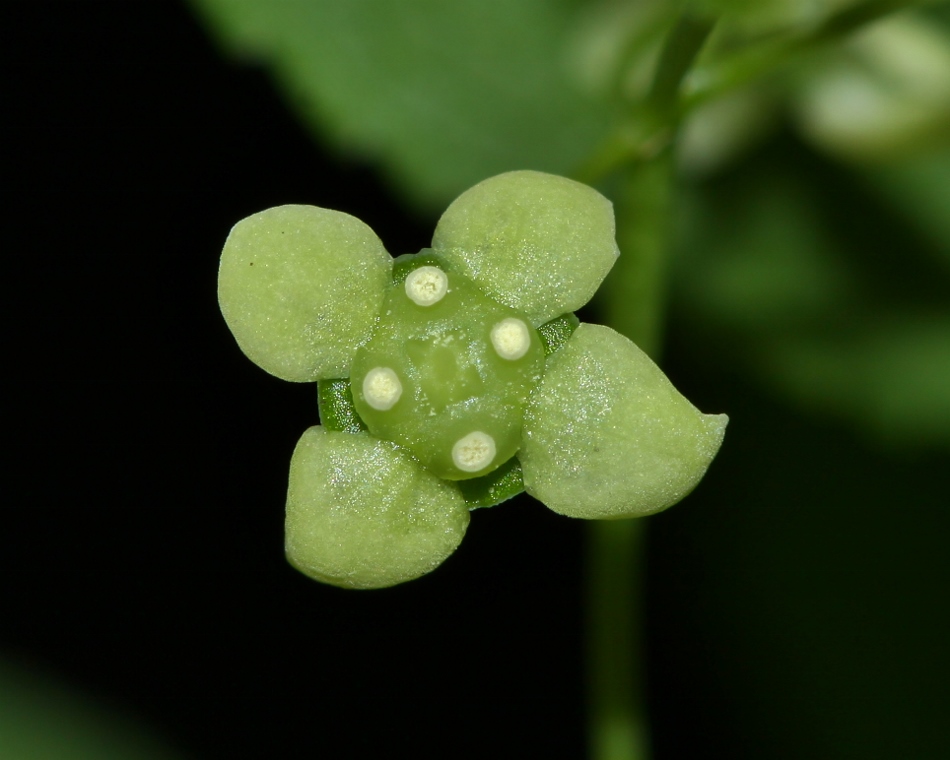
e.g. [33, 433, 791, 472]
[520, 323, 728, 519]
[285, 426, 469, 589]
[218, 205, 392, 382]
[431, 171, 619, 326]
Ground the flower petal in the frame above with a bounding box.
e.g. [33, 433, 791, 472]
[431, 171, 619, 326]
[285, 426, 469, 589]
[218, 205, 391, 381]
[520, 324, 728, 519]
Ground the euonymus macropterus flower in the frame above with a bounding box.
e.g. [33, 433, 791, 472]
[219, 171, 727, 589]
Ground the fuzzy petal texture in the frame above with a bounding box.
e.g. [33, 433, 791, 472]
[431, 171, 619, 326]
[285, 426, 470, 589]
[520, 324, 728, 519]
[219, 205, 392, 381]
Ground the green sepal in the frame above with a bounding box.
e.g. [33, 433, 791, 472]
[536, 313, 580, 357]
[317, 379, 367, 434]
[457, 456, 525, 509]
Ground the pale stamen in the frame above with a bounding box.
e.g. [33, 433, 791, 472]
[452, 431, 496, 472]
[490, 317, 531, 360]
[405, 266, 448, 306]
[362, 367, 403, 410]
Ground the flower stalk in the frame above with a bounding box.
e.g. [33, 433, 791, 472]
[586, 158, 674, 760]
[585, 13, 707, 757]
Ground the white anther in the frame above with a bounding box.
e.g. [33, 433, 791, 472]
[452, 431, 496, 473]
[362, 367, 402, 411]
[405, 266, 448, 306]
[490, 317, 531, 360]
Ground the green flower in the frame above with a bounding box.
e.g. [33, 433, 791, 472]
[218, 170, 727, 589]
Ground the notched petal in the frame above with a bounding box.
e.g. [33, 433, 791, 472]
[285, 427, 469, 589]
[520, 323, 727, 519]
[431, 171, 619, 326]
[218, 205, 392, 382]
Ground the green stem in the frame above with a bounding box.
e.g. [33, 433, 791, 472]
[582, 13, 693, 760]
[588, 518, 649, 760]
[684, 0, 936, 111]
[648, 14, 718, 120]
[587, 157, 674, 760]
[577, 0, 930, 186]
[575, 14, 715, 186]
[583, 3, 929, 757]
[599, 157, 675, 358]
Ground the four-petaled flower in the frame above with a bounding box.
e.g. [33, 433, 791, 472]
[218, 170, 727, 589]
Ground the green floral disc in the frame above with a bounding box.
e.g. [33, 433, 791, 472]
[350, 255, 545, 481]
[520, 323, 729, 519]
[317, 311, 578, 508]
[286, 426, 469, 590]
[218, 205, 392, 381]
[431, 170, 619, 326]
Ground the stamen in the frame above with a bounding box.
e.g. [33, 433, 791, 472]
[362, 367, 403, 410]
[405, 266, 448, 306]
[451, 431, 496, 472]
[490, 317, 531, 360]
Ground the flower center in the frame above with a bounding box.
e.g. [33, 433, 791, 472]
[350, 253, 545, 480]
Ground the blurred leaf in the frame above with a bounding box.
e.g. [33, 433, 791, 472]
[792, 14, 950, 161]
[677, 84, 781, 176]
[0, 658, 181, 760]
[686, 0, 863, 29]
[674, 136, 950, 448]
[674, 166, 858, 335]
[188, 0, 617, 210]
[764, 316, 950, 445]
[864, 144, 950, 272]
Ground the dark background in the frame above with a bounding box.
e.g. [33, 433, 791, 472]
[4, 2, 948, 759]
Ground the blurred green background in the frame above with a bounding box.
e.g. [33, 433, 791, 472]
[3, 1, 948, 758]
